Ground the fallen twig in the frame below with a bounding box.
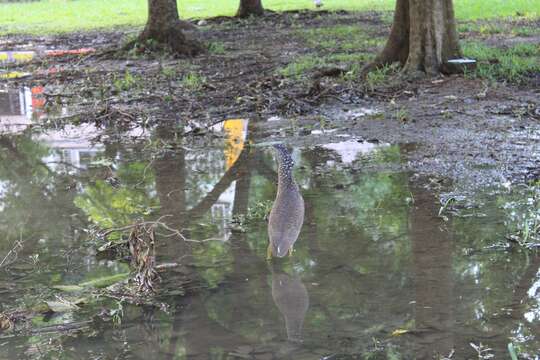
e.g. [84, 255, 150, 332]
[0, 239, 24, 269]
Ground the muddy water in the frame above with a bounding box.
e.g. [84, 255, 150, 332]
[0, 90, 540, 359]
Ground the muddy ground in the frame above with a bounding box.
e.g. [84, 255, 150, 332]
[2, 10, 540, 190]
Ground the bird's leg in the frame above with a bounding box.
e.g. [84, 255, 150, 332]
[266, 243, 273, 261]
[288, 246, 294, 257]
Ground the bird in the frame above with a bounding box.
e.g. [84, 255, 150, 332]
[267, 144, 305, 260]
[314, 0, 323, 8]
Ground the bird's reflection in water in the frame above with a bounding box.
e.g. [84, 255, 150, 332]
[271, 270, 310, 343]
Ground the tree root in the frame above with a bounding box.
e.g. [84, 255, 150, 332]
[133, 22, 205, 57]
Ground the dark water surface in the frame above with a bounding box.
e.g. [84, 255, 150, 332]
[0, 88, 540, 359]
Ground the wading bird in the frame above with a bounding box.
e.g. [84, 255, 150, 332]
[267, 144, 305, 259]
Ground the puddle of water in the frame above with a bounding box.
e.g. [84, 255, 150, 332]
[0, 71, 32, 79]
[0, 48, 96, 65]
[0, 87, 48, 132]
[0, 99, 540, 358]
[0, 51, 35, 64]
[321, 139, 389, 164]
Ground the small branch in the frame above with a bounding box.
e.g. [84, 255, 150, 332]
[0, 239, 24, 269]
[96, 216, 221, 244]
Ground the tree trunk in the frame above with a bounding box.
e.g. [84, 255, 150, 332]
[236, 0, 264, 18]
[138, 0, 203, 56]
[368, 0, 462, 76]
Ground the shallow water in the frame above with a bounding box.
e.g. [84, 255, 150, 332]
[0, 89, 540, 359]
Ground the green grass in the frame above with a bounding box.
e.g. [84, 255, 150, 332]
[462, 42, 540, 83]
[279, 55, 327, 78]
[181, 71, 206, 91]
[0, 0, 539, 35]
[458, 21, 540, 37]
[300, 25, 384, 51]
[277, 24, 380, 79]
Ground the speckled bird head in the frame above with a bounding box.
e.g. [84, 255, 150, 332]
[273, 144, 294, 173]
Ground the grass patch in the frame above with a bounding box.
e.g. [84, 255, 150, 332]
[511, 26, 540, 37]
[113, 70, 143, 92]
[365, 63, 399, 91]
[208, 42, 226, 55]
[0, 0, 539, 35]
[181, 71, 206, 91]
[463, 42, 540, 84]
[278, 52, 375, 80]
[299, 25, 384, 51]
[458, 21, 540, 37]
[279, 24, 380, 80]
[278, 55, 327, 78]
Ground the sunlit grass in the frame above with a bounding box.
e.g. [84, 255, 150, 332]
[278, 24, 380, 79]
[0, 0, 538, 35]
[463, 42, 540, 83]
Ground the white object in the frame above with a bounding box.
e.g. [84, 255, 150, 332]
[314, 0, 323, 7]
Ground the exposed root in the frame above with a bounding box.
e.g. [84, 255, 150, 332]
[135, 23, 205, 57]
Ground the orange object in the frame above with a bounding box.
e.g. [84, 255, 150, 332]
[45, 48, 96, 57]
[223, 119, 247, 170]
[31, 86, 46, 115]
[31, 86, 44, 95]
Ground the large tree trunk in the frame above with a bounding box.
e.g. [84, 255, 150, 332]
[236, 0, 264, 18]
[138, 0, 203, 56]
[368, 0, 462, 76]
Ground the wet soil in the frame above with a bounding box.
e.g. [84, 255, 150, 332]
[1, 10, 539, 190]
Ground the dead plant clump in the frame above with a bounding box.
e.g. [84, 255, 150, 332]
[0, 313, 14, 331]
[128, 223, 160, 293]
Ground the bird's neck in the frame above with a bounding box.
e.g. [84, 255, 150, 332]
[277, 165, 296, 189]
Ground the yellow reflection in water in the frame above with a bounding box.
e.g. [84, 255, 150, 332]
[0, 51, 35, 64]
[223, 119, 247, 170]
[0, 71, 31, 79]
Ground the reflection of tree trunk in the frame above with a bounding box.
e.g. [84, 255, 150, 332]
[301, 148, 326, 259]
[230, 163, 255, 272]
[187, 147, 250, 219]
[153, 132, 189, 258]
[232, 165, 250, 217]
[175, 293, 254, 358]
[409, 181, 454, 359]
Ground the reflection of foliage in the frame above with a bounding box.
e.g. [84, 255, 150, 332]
[75, 162, 158, 229]
[0, 136, 54, 236]
[192, 242, 234, 289]
[451, 185, 540, 356]
[504, 183, 540, 246]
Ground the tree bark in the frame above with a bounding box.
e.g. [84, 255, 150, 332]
[236, 0, 264, 18]
[367, 0, 462, 76]
[138, 0, 203, 56]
